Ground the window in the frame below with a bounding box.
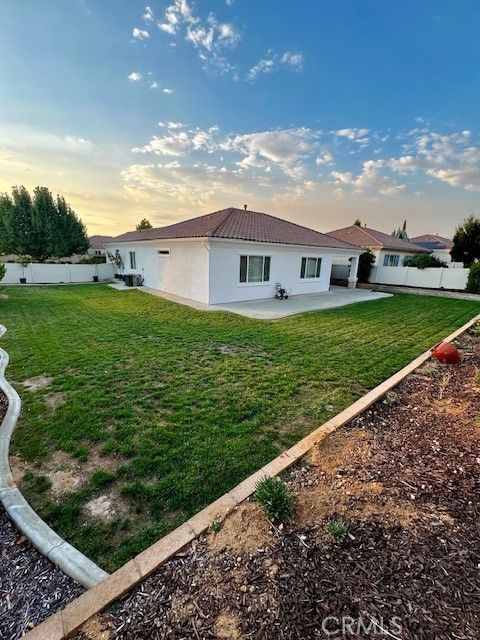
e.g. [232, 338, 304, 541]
[157, 249, 170, 256]
[383, 254, 400, 267]
[129, 251, 136, 269]
[300, 257, 322, 279]
[239, 255, 271, 283]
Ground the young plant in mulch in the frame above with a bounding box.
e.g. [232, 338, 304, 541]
[325, 518, 349, 541]
[254, 476, 293, 524]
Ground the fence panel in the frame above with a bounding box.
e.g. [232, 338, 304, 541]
[369, 266, 468, 291]
[1, 263, 114, 284]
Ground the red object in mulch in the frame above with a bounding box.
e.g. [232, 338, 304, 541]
[431, 341, 461, 364]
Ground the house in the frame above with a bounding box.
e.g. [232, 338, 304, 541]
[106, 207, 362, 305]
[410, 234, 454, 264]
[326, 225, 429, 268]
[88, 235, 114, 259]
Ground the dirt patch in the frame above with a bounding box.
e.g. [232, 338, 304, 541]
[16, 445, 124, 500]
[306, 427, 370, 476]
[0, 293, 9, 299]
[84, 492, 128, 523]
[45, 392, 66, 410]
[206, 501, 272, 554]
[21, 374, 53, 391]
[214, 612, 243, 639]
[80, 615, 111, 640]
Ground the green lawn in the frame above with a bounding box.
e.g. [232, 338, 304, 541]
[1, 285, 478, 571]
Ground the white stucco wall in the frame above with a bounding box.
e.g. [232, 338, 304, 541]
[107, 238, 360, 304]
[106, 239, 210, 304]
[208, 240, 352, 304]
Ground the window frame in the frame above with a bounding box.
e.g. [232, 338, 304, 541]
[239, 254, 271, 285]
[383, 253, 400, 267]
[129, 251, 136, 270]
[300, 256, 322, 280]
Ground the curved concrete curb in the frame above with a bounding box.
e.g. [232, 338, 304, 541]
[23, 312, 480, 639]
[0, 324, 108, 589]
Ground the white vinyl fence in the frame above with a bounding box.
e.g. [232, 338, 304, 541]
[1, 262, 114, 284]
[369, 266, 469, 291]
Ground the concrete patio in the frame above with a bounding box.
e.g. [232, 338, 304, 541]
[109, 283, 391, 319]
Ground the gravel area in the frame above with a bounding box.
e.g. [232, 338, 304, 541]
[0, 391, 84, 640]
[72, 323, 480, 640]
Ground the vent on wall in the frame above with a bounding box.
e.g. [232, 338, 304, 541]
[157, 249, 170, 256]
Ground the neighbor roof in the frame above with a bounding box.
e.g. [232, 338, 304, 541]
[111, 207, 359, 250]
[410, 234, 454, 251]
[89, 235, 114, 250]
[326, 225, 429, 253]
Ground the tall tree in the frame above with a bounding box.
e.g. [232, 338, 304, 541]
[451, 215, 480, 266]
[353, 218, 362, 226]
[392, 220, 409, 240]
[0, 186, 89, 262]
[136, 218, 153, 230]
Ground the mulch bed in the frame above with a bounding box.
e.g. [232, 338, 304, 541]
[68, 324, 478, 639]
[0, 391, 84, 640]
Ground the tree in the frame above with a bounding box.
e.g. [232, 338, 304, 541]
[451, 215, 480, 267]
[392, 220, 409, 240]
[403, 254, 447, 269]
[136, 218, 153, 230]
[0, 186, 89, 262]
[353, 218, 362, 227]
[466, 261, 480, 294]
[357, 250, 375, 282]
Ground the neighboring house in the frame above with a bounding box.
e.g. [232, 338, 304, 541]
[326, 225, 429, 267]
[410, 234, 454, 264]
[88, 235, 114, 259]
[106, 207, 362, 305]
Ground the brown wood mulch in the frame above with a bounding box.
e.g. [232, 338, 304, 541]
[71, 325, 480, 640]
[0, 391, 84, 640]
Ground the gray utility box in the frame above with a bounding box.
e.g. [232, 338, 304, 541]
[124, 274, 142, 287]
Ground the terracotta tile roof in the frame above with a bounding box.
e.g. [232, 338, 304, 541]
[110, 208, 359, 250]
[410, 234, 454, 250]
[326, 225, 430, 253]
[89, 235, 114, 250]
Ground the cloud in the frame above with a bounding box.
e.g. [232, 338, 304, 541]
[149, 81, 158, 89]
[247, 50, 303, 80]
[154, 0, 240, 75]
[221, 127, 316, 178]
[132, 27, 149, 40]
[143, 6, 154, 21]
[131, 126, 219, 157]
[0, 125, 93, 154]
[331, 159, 405, 198]
[316, 151, 333, 166]
[389, 129, 480, 191]
[162, 88, 173, 94]
[334, 128, 370, 146]
[127, 71, 143, 81]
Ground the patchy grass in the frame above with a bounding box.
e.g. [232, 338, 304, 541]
[254, 476, 293, 523]
[0, 285, 478, 571]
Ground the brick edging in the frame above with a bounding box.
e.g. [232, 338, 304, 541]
[0, 324, 108, 589]
[23, 313, 480, 639]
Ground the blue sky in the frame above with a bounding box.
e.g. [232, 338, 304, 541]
[0, 0, 479, 236]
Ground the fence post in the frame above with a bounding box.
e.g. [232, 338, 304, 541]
[404, 267, 409, 286]
[439, 268, 444, 289]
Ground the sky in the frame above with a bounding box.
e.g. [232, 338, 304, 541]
[0, 0, 479, 238]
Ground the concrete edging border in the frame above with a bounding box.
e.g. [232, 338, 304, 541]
[0, 324, 108, 589]
[22, 311, 480, 640]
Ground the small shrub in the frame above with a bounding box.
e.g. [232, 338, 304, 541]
[357, 250, 376, 283]
[325, 518, 348, 540]
[466, 262, 480, 294]
[210, 519, 222, 534]
[403, 254, 447, 269]
[254, 476, 293, 523]
[0, 262, 6, 283]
